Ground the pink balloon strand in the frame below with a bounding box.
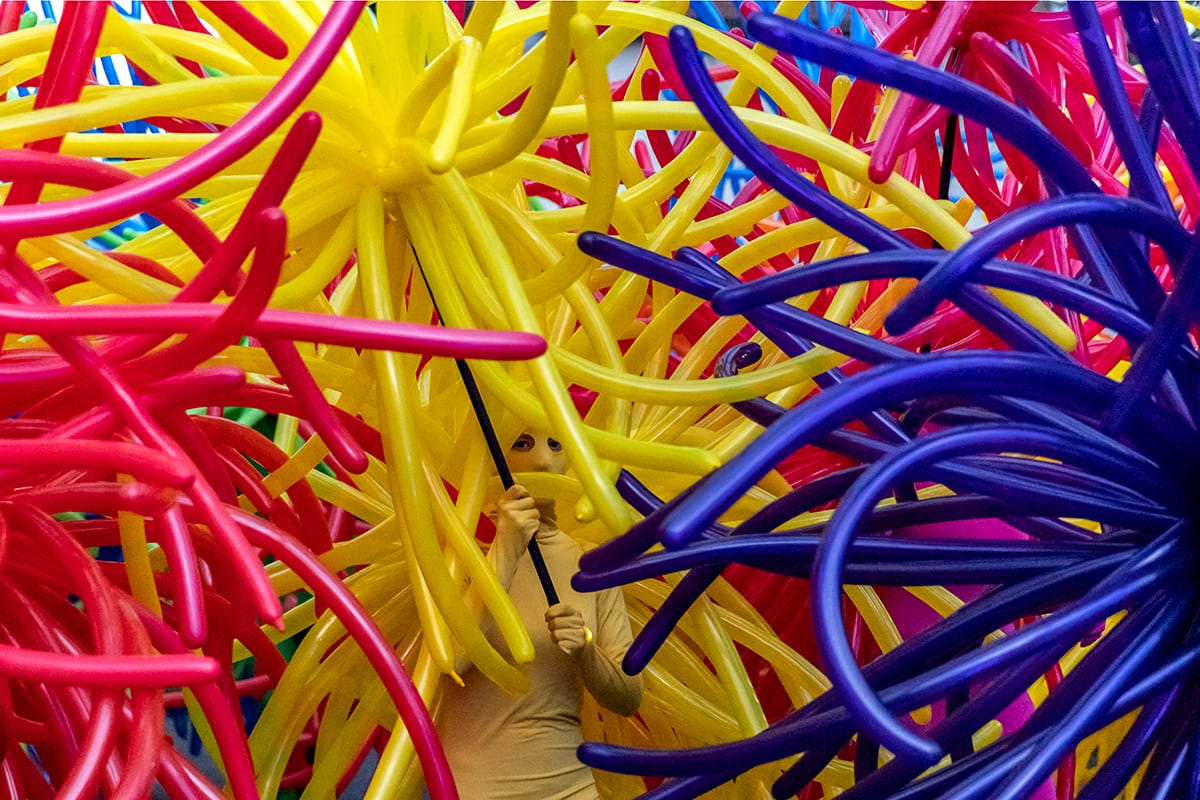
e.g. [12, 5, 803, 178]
[223, 506, 460, 800]
[3, 0, 105, 211]
[197, 0, 289, 59]
[868, 2, 970, 183]
[0, 2, 366, 238]
[0, 304, 548, 359]
[261, 336, 371, 474]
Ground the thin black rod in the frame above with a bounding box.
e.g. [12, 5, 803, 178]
[938, 112, 959, 202]
[411, 248, 560, 606]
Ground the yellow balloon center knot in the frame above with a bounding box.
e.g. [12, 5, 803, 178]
[368, 138, 434, 190]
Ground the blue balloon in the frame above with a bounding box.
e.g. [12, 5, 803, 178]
[570, 8, 1200, 798]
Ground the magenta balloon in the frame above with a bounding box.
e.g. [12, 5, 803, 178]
[6, 491, 208, 650]
[0, 439, 195, 490]
[180, 111, 322, 304]
[10, 481, 175, 517]
[7, 299, 284, 629]
[48, 368, 249, 445]
[14, 504, 123, 659]
[26, 3, 105, 110]
[189, 414, 333, 553]
[191, 468, 287, 625]
[109, 685, 164, 800]
[0, 303, 548, 359]
[112, 481, 182, 517]
[0, 2, 366, 238]
[56, 691, 120, 800]
[2, 0, 105, 212]
[197, 0, 289, 59]
[226, 507, 460, 800]
[867, 2, 970, 183]
[0, 237, 271, 636]
[151, 506, 208, 649]
[130, 206, 287, 383]
[136, 610, 261, 800]
[162, 412, 242, 508]
[86, 112, 327, 387]
[6, 497, 127, 783]
[0, 150, 220, 258]
[156, 746, 227, 800]
[969, 32, 1095, 165]
[263, 336, 370, 474]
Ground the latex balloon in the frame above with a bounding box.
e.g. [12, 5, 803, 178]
[2, 3, 1198, 800]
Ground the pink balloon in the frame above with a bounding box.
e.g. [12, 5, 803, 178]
[0, 3, 366, 238]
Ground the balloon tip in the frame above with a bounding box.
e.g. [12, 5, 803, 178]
[179, 624, 208, 650]
[622, 651, 648, 675]
[867, 162, 894, 185]
[661, 521, 698, 550]
[883, 306, 920, 336]
[339, 449, 371, 475]
[709, 290, 740, 316]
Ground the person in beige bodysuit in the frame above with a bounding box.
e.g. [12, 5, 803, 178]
[439, 430, 643, 800]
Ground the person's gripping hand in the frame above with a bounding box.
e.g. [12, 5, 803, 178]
[495, 484, 540, 549]
[546, 603, 591, 658]
[481, 485, 542, 599]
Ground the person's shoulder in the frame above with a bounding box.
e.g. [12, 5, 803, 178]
[546, 528, 585, 551]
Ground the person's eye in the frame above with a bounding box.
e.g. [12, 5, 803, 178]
[547, 438, 562, 451]
[512, 435, 534, 451]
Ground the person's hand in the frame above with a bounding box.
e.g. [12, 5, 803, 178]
[546, 603, 590, 659]
[495, 484, 539, 550]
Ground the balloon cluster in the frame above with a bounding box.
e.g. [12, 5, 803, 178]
[0, 3, 539, 799]
[573, 3, 1200, 800]
[0, 2, 1196, 800]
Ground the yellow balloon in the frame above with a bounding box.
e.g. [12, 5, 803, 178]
[11, 2, 1109, 797]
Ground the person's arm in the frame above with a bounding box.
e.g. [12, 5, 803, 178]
[546, 603, 643, 716]
[487, 484, 540, 591]
[453, 485, 540, 677]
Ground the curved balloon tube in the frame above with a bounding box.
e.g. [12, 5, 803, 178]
[664, 30, 907, 254]
[576, 531, 1129, 589]
[655, 353, 1192, 549]
[712, 249, 1200, 424]
[609, 455, 1161, 738]
[1070, 3, 1174, 213]
[712, 251, 1159, 353]
[580, 542, 1177, 777]
[829, 600, 1165, 800]
[809, 424, 1181, 763]
[674, 247, 912, 444]
[0, 2, 367, 238]
[742, 13, 1092, 193]
[578, 230, 916, 366]
[742, 11, 1162, 315]
[3, 4, 1199, 800]
[666, 24, 1074, 354]
[596, 454, 1152, 672]
[1105, 239, 1200, 432]
[989, 597, 1190, 800]
[885, 195, 1189, 334]
[1119, 3, 1200, 186]
[835, 623, 1140, 800]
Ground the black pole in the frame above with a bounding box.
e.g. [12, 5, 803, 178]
[411, 248, 560, 606]
[937, 112, 959, 203]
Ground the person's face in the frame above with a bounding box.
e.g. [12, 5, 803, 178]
[508, 430, 566, 475]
